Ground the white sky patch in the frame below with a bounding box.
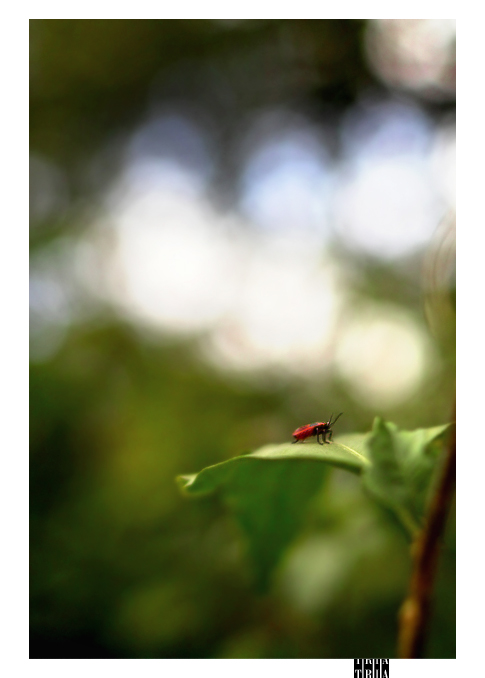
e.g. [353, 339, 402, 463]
[100, 150, 343, 369]
[106, 174, 240, 332]
[107, 179, 341, 370]
[126, 111, 214, 189]
[204, 241, 341, 373]
[334, 155, 443, 259]
[334, 304, 436, 408]
[239, 122, 332, 243]
[76, 101, 452, 375]
[340, 99, 433, 164]
[334, 100, 446, 259]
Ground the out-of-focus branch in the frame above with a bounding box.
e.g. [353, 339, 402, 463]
[397, 416, 456, 658]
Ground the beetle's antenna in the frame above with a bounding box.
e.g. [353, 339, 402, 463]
[330, 412, 343, 426]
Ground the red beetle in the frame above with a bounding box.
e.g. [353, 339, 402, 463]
[292, 413, 343, 445]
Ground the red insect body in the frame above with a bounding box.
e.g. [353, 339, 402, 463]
[292, 423, 325, 441]
[292, 413, 343, 445]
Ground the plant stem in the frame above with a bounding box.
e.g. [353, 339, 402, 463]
[397, 419, 456, 658]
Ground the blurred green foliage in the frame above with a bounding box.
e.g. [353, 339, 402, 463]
[30, 320, 455, 658]
[30, 20, 455, 658]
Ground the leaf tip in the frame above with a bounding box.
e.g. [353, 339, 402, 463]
[176, 474, 197, 494]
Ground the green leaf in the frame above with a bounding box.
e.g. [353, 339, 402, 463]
[177, 440, 370, 591]
[177, 420, 451, 590]
[362, 418, 451, 536]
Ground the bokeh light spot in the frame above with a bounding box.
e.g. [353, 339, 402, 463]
[334, 304, 436, 408]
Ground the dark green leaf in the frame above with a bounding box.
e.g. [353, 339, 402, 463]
[362, 418, 451, 536]
[177, 420, 451, 589]
[177, 440, 370, 591]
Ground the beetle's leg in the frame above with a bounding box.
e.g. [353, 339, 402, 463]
[328, 429, 333, 443]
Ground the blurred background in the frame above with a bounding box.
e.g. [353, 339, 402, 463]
[30, 19, 456, 658]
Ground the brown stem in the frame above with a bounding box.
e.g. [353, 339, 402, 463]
[397, 419, 456, 658]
